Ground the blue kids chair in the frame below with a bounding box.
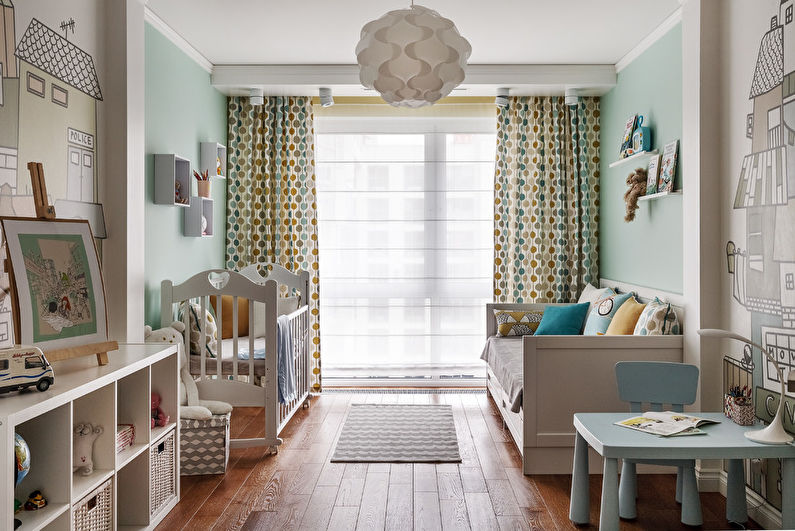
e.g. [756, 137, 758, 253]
[614, 361, 702, 525]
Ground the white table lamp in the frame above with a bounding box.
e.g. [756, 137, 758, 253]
[699, 328, 794, 445]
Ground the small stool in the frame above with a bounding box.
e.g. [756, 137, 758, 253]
[180, 413, 230, 475]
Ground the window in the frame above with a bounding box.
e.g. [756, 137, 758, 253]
[786, 273, 795, 290]
[768, 106, 781, 147]
[785, 73, 795, 99]
[746, 114, 754, 139]
[315, 115, 494, 378]
[0, 359, 7, 370]
[83, 153, 92, 168]
[748, 213, 764, 272]
[24, 356, 44, 369]
[787, 5, 793, 24]
[51, 84, 68, 107]
[26, 72, 44, 98]
[0, 63, 4, 107]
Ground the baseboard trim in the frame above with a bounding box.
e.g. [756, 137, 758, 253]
[698, 468, 783, 529]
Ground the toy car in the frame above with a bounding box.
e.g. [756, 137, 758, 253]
[0, 346, 54, 394]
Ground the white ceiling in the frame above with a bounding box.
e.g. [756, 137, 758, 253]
[146, 0, 681, 66]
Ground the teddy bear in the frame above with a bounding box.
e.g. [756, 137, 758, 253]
[73, 423, 103, 476]
[144, 322, 232, 421]
[151, 392, 169, 428]
[623, 167, 648, 222]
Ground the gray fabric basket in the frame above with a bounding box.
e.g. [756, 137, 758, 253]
[180, 413, 230, 475]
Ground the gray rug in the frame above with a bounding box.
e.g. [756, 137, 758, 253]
[331, 404, 461, 463]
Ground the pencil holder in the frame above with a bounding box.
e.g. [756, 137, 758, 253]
[723, 394, 734, 418]
[729, 397, 755, 426]
[197, 180, 211, 198]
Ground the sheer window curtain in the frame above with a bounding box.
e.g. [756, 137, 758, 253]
[494, 97, 600, 303]
[314, 114, 495, 377]
[226, 96, 322, 392]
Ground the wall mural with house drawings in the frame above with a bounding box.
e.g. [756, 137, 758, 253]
[0, 1, 105, 348]
[726, 0, 795, 511]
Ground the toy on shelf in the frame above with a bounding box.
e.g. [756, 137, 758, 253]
[175, 181, 188, 205]
[619, 114, 653, 159]
[151, 392, 170, 428]
[116, 424, 135, 453]
[24, 490, 47, 510]
[73, 423, 103, 475]
[623, 167, 647, 222]
[216, 156, 222, 176]
[0, 346, 55, 394]
[14, 432, 30, 486]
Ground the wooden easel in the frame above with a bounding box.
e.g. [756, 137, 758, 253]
[4, 163, 118, 365]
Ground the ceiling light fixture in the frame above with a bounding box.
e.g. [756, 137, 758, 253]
[495, 88, 510, 108]
[564, 88, 580, 107]
[319, 87, 334, 107]
[356, 2, 471, 108]
[249, 88, 264, 106]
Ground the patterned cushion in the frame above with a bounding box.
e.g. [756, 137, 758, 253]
[493, 310, 544, 337]
[577, 284, 616, 313]
[583, 292, 633, 336]
[180, 302, 218, 357]
[605, 297, 646, 335]
[633, 298, 681, 335]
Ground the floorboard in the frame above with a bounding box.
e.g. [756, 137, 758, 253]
[159, 392, 762, 531]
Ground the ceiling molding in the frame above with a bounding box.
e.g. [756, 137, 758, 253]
[144, 6, 213, 73]
[211, 64, 617, 97]
[615, 6, 682, 73]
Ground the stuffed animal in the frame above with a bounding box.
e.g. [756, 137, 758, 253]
[623, 167, 648, 222]
[73, 423, 103, 476]
[151, 392, 169, 428]
[144, 322, 232, 421]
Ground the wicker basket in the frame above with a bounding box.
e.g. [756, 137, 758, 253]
[150, 429, 176, 516]
[729, 398, 756, 426]
[73, 478, 113, 530]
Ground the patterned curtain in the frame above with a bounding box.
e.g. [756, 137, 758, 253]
[226, 96, 322, 392]
[493, 96, 600, 303]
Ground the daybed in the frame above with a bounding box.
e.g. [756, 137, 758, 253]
[482, 282, 684, 474]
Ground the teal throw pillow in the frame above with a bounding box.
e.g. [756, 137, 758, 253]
[583, 292, 633, 336]
[534, 303, 591, 336]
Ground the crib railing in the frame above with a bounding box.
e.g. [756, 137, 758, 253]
[277, 305, 311, 433]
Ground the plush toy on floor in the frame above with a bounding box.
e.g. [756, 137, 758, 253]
[144, 322, 232, 420]
[73, 423, 103, 476]
[623, 167, 648, 222]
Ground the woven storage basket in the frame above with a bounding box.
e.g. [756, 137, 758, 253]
[73, 478, 112, 530]
[730, 398, 756, 426]
[150, 429, 176, 516]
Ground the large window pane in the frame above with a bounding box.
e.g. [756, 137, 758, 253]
[316, 117, 495, 376]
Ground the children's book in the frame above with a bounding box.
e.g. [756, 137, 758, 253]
[658, 140, 678, 193]
[615, 411, 719, 437]
[620, 114, 638, 157]
[646, 154, 661, 195]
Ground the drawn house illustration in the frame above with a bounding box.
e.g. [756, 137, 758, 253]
[728, 0, 795, 396]
[14, 17, 102, 202]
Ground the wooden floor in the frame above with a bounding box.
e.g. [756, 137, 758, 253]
[157, 392, 759, 530]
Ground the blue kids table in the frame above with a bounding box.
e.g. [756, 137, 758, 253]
[569, 412, 795, 530]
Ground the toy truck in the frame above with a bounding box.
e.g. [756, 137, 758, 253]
[0, 346, 54, 394]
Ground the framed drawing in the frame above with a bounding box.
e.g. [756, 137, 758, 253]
[0, 217, 108, 352]
[646, 154, 661, 195]
[658, 140, 679, 193]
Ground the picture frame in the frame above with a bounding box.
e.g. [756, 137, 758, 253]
[0, 217, 108, 351]
[658, 140, 679, 193]
[646, 154, 661, 195]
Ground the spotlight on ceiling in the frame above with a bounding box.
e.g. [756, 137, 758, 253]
[319, 87, 334, 108]
[495, 88, 510, 108]
[565, 88, 580, 107]
[249, 88, 264, 106]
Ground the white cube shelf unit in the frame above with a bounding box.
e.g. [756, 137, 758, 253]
[154, 154, 191, 207]
[184, 196, 213, 237]
[0, 344, 179, 531]
[200, 142, 227, 179]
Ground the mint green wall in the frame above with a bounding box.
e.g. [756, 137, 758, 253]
[599, 24, 683, 294]
[145, 24, 227, 326]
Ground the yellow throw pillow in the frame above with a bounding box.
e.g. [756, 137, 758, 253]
[494, 310, 544, 337]
[605, 297, 646, 335]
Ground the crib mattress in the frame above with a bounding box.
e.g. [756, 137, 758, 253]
[480, 336, 523, 413]
[190, 336, 267, 376]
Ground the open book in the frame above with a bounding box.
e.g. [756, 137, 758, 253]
[615, 411, 720, 437]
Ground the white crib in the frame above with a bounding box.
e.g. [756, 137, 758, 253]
[160, 264, 311, 453]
